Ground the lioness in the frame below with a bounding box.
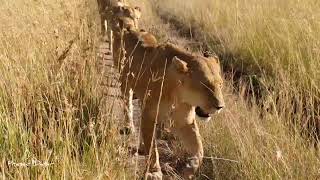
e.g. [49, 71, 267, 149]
[98, 0, 139, 34]
[109, 4, 158, 136]
[110, 5, 225, 180]
[109, 4, 159, 73]
[109, 3, 145, 72]
[108, 2, 142, 31]
[115, 36, 225, 179]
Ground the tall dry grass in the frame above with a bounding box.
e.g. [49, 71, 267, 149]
[2, 0, 320, 179]
[0, 0, 131, 179]
[126, 0, 320, 179]
[153, 0, 320, 137]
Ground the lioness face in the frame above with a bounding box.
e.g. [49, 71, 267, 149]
[111, 5, 141, 31]
[172, 56, 225, 121]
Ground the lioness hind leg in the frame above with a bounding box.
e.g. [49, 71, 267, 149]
[173, 120, 204, 179]
[141, 105, 163, 179]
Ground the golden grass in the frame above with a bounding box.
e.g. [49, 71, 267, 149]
[154, 0, 320, 78]
[199, 84, 320, 179]
[0, 0, 131, 179]
[153, 0, 320, 133]
[126, 0, 320, 179]
[2, 0, 320, 179]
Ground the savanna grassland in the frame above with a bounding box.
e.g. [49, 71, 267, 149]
[0, 0, 131, 179]
[1, 0, 320, 179]
[153, 0, 320, 135]
[127, 0, 320, 179]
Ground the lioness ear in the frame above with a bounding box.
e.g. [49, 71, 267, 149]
[172, 56, 188, 73]
[134, 6, 141, 19]
[203, 51, 220, 64]
[212, 56, 220, 64]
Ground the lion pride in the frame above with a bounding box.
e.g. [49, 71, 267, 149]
[110, 5, 225, 180]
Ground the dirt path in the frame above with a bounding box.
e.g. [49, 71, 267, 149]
[94, 1, 220, 178]
[95, 1, 245, 179]
[95, 8, 189, 180]
[97, 30, 182, 180]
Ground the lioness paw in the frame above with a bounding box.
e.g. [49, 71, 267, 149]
[145, 171, 163, 180]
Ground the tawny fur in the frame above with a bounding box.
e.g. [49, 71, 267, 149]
[110, 4, 225, 180]
[115, 30, 224, 180]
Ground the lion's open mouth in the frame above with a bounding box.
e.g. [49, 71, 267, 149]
[195, 106, 210, 118]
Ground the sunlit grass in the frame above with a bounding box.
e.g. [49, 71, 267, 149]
[127, 0, 320, 179]
[2, 0, 320, 179]
[153, 0, 320, 132]
[0, 0, 130, 178]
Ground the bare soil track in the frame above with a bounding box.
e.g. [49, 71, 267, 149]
[95, 1, 195, 179]
[95, 0, 285, 179]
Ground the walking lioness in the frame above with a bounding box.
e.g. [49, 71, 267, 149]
[110, 5, 225, 180]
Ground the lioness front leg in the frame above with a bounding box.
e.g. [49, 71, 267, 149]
[173, 105, 203, 179]
[141, 105, 162, 180]
[119, 88, 135, 135]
